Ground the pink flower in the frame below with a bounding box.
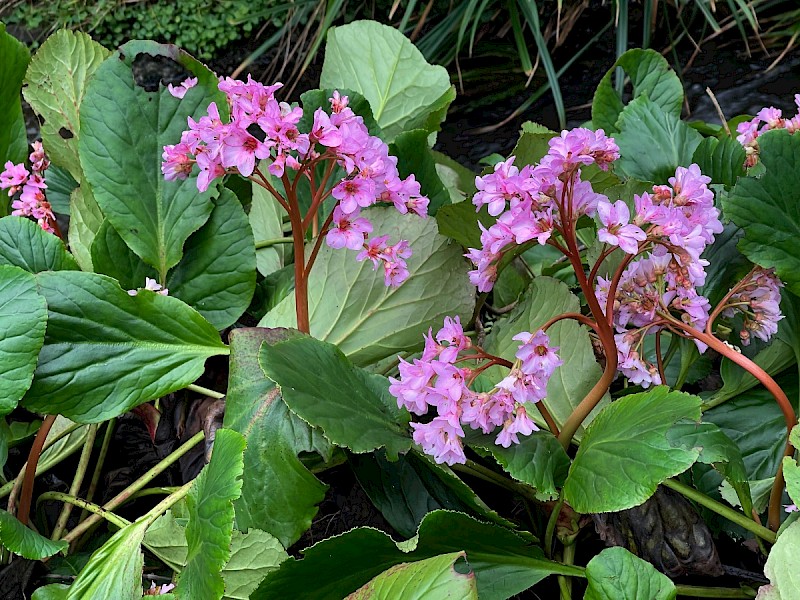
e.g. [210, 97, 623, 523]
[309, 108, 342, 147]
[326, 206, 372, 250]
[161, 143, 194, 181]
[220, 126, 273, 177]
[195, 151, 226, 192]
[597, 200, 646, 254]
[332, 177, 376, 214]
[435, 316, 470, 363]
[410, 418, 466, 465]
[0, 161, 29, 195]
[495, 407, 538, 448]
[167, 77, 198, 99]
[389, 357, 435, 415]
[513, 330, 562, 378]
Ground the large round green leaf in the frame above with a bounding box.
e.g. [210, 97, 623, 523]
[0, 23, 29, 167]
[78, 41, 226, 280]
[23, 30, 110, 180]
[223, 328, 328, 548]
[259, 207, 475, 366]
[0, 216, 79, 273]
[483, 277, 608, 440]
[91, 220, 158, 290]
[259, 335, 411, 460]
[584, 547, 676, 600]
[167, 188, 256, 330]
[68, 184, 104, 272]
[591, 48, 683, 134]
[723, 130, 800, 296]
[21, 271, 228, 422]
[346, 552, 478, 600]
[255, 510, 582, 600]
[563, 387, 702, 513]
[614, 96, 703, 184]
[320, 21, 454, 143]
[0, 265, 47, 416]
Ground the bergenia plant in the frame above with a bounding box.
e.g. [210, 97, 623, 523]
[391, 126, 795, 535]
[162, 78, 428, 333]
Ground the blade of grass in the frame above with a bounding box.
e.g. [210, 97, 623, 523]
[614, 0, 629, 96]
[507, 0, 534, 76]
[398, 0, 419, 32]
[469, 0, 494, 55]
[517, 0, 566, 129]
[299, 0, 346, 73]
[642, 0, 655, 49]
[472, 19, 612, 133]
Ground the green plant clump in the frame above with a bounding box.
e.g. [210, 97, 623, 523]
[4, 0, 262, 58]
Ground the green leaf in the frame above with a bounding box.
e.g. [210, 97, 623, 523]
[350, 450, 509, 538]
[255, 510, 581, 600]
[614, 96, 703, 184]
[592, 48, 683, 134]
[757, 520, 800, 599]
[0, 23, 30, 166]
[584, 547, 676, 600]
[259, 207, 475, 367]
[167, 188, 256, 329]
[21, 271, 228, 422]
[703, 375, 798, 484]
[667, 420, 752, 515]
[78, 41, 225, 279]
[223, 528, 288, 600]
[391, 129, 450, 216]
[249, 173, 285, 278]
[691, 136, 746, 189]
[45, 165, 78, 214]
[465, 430, 570, 500]
[563, 387, 702, 513]
[22, 30, 110, 180]
[782, 457, 800, 509]
[723, 130, 800, 296]
[0, 216, 79, 273]
[249, 265, 294, 322]
[432, 151, 476, 202]
[91, 220, 158, 289]
[346, 552, 478, 600]
[176, 428, 246, 600]
[0, 509, 67, 559]
[320, 21, 453, 143]
[259, 335, 411, 460]
[483, 277, 608, 439]
[0, 265, 47, 416]
[223, 328, 327, 548]
[31, 584, 70, 600]
[67, 184, 104, 271]
[435, 202, 495, 249]
[67, 519, 148, 600]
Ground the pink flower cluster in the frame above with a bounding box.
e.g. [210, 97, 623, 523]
[721, 267, 784, 346]
[0, 142, 56, 234]
[467, 128, 619, 291]
[162, 77, 429, 287]
[389, 317, 561, 465]
[736, 95, 800, 166]
[596, 164, 723, 387]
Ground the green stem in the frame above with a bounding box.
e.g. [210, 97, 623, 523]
[254, 238, 293, 249]
[185, 383, 225, 399]
[142, 480, 195, 525]
[51, 424, 98, 540]
[675, 585, 756, 598]
[544, 496, 564, 559]
[79, 419, 116, 524]
[557, 542, 575, 600]
[61, 431, 205, 546]
[36, 492, 129, 530]
[662, 479, 776, 543]
[129, 487, 180, 500]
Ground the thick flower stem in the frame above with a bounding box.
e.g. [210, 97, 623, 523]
[14, 414, 57, 526]
[286, 190, 311, 334]
[667, 317, 795, 532]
